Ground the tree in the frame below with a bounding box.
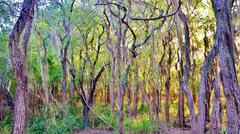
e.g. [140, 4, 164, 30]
[212, 0, 240, 133]
[210, 55, 221, 134]
[8, 0, 35, 133]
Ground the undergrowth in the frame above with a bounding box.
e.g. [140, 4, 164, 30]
[0, 104, 177, 133]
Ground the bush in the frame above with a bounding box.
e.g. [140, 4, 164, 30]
[27, 115, 46, 134]
[27, 104, 86, 134]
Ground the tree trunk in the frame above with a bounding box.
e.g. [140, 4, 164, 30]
[149, 31, 157, 115]
[60, 4, 71, 117]
[141, 81, 151, 112]
[178, 11, 197, 133]
[157, 42, 166, 114]
[165, 47, 172, 122]
[8, 0, 35, 133]
[61, 54, 67, 117]
[211, 1, 240, 133]
[103, 8, 115, 116]
[132, 60, 139, 117]
[210, 56, 222, 134]
[115, 8, 123, 133]
[205, 73, 213, 122]
[197, 43, 219, 134]
[36, 32, 49, 132]
[36, 34, 49, 106]
[82, 104, 91, 127]
[176, 51, 185, 127]
[172, 1, 196, 129]
[203, 30, 213, 123]
[127, 86, 132, 116]
[141, 76, 168, 134]
[110, 54, 115, 115]
[60, 22, 71, 117]
[82, 66, 105, 125]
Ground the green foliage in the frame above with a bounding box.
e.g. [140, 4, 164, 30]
[26, 104, 85, 134]
[93, 104, 158, 133]
[0, 29, 16, 92]
[124, 118, 157, 133]
[27, 53, 42, 85]
[27, 115, 85, 134]
[138, 104, 149, 114]
[0, 115, 12, 134]
[221, 126, 226, 134]
[47, 116, 85, 134]
[47, 52, 62, 85]
[167, 119, 177, 127]
[27, 115, 46, 133]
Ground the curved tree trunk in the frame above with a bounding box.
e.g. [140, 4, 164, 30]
[8, 0, 35, 133]
[197, 43, 219, 133]
[172, 1, 196, 131]
[211, 0, 240, 133]
[178, 11, 197, 133]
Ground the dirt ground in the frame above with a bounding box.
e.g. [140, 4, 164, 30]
[75, 129, 113, 134]
[168, 128, 191, 134]
[76, 128, 192, 134]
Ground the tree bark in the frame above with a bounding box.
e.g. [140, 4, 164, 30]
[197, 43, 219, 133]
[211, 0, 240, 133]
[113, 2, 124, 133]
[116, 28, 123, 134]
[8, 0, 35, 133]
[103, 7, 115, 116]
[59, 0, 73, 117]
[61, 50, 68, 117]
[172, 1, 196, 129]
[82, 104, 91, 126]
[132, 60, 139, 117]
[110, 53, 115, 115]
[210, 56, 222, 134]
[157, 41, 166, 114]
[178, 11, 197, 133]
[205, 72, 213, 123]
[203, 31, 213, 123]
[165, 46, 172, 122]
[176, 51, 185, 128]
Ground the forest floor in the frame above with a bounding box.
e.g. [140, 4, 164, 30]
[168, 128, 191, 134]
[76, 128, 191, 134]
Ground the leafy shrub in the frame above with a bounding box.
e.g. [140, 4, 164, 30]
[27, 115, 46, 134]
[27, 105, 85, 134]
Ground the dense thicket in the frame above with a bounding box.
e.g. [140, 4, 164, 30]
[0, 0, 240, 134]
